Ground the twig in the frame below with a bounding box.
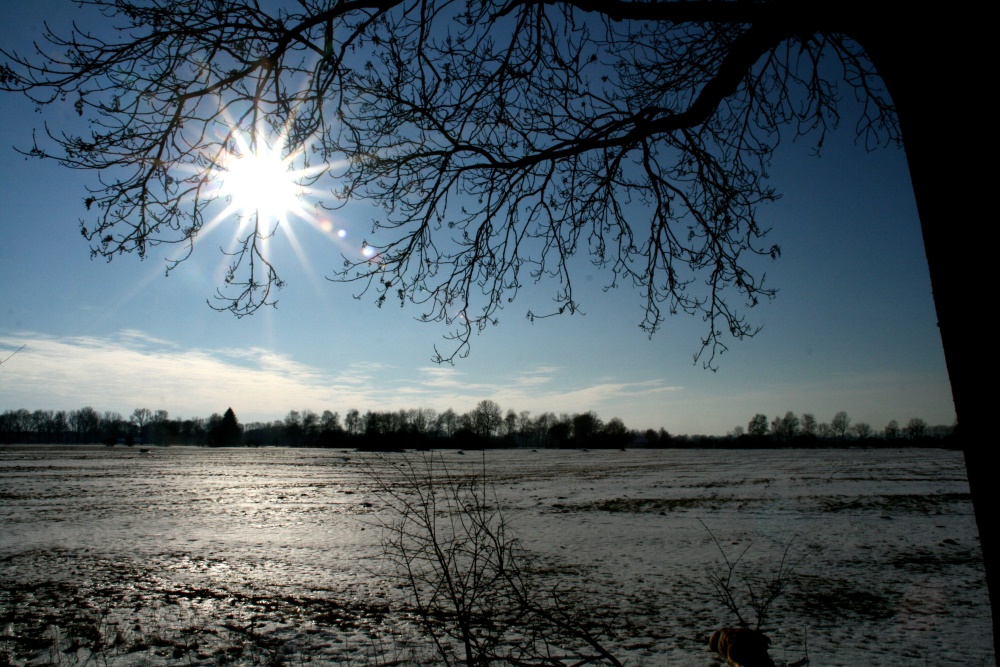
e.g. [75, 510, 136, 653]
[701, 519, 807, 632]
[0, 344, 25, 366]
[364, 451, 624, 666]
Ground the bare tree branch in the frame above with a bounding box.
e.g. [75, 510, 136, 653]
[1, 0, 898, 364]
[0, 345, 26, 367]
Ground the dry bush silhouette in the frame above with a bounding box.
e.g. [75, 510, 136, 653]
[702, 520, 810, 667]
[365, 453, 624, 667]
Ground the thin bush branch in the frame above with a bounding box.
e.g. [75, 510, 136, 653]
[364, 452, 624, 666]
[701, 518, 808, 632]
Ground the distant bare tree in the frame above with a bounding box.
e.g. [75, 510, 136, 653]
[345, 409, 362, 436]
[603, 417, 629, 441]
[2, 409, 31, 439]
[905, 417, 928, 440]
[747, 414, 769, 438]
[411, 407, 438, 435]
[301, 409, 320, 439]
[435, 408, 459, 438]
[884, 419, 900, 440]
[52, 411, 69, 443]
[284, 410, 303, 444]
[770, 411, 799, 441]
[516, 411, 533, 438]
[470, 400, 503, 439]
[320, 409, 341, 433]
[830, 411, 851, 440]
[572, 411, 603, 443]
[503, 409, 518, 438]
[852, 422, 873, 439]
[130, 407, 154, 431]
[70, 407, 101, 443]
[101, 411, 127, 443]
[30, 410, 54, 443]
[800, 413, 817, 438]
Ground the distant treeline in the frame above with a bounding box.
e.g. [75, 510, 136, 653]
[0, 403, 956, 449]
[0, 406, 242, 447]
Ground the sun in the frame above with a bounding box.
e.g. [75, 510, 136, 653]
[202, 124, 365, 274]
[219, 135, 304, 221]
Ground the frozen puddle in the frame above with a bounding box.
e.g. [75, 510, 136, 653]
[0, 446, 993, 665]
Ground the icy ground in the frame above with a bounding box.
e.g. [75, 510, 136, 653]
[0, 446, 994, 666]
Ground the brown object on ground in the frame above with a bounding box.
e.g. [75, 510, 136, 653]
[709, 627, 776, 667]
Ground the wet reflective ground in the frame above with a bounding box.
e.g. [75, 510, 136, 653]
[0, 446, 993, 666]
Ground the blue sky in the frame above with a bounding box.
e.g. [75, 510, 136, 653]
[0, 2, 954, 434]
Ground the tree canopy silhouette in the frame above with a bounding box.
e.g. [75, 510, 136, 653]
[209, 407, 244, 447]
[0, 0, 893, 367]
[1, 0, 990, 647]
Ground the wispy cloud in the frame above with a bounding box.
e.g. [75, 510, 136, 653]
[0, 331, 379, 420]
[411, 366, 471, 389]
[0, 331, 678, 423]
[512, 365, 559, 387]
[393, 365, 678, 417]
[493, 378, 679, 416]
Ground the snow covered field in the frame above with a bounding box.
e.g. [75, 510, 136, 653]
[0, 446, 993, 666]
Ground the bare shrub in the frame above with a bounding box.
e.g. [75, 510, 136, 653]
[701, 520, 812, 667]
[365, 453, 624, 667]
[701, 520, 806, 632]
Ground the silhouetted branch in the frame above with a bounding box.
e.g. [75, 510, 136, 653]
[0, 345, 25, 366]
[2, 0, 899, 366]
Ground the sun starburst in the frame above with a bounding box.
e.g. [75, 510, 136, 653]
[219, 133, 305, 222]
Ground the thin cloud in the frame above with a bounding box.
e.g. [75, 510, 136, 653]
[1, 331, 678, 424]
[0, 331, 377, 420]
[391, 365, 679, 417]
[511, 365, 559, 387]
[117, 329, 178, 349]
[494, 379, 680, 415]
[413, 366, 469, 389]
